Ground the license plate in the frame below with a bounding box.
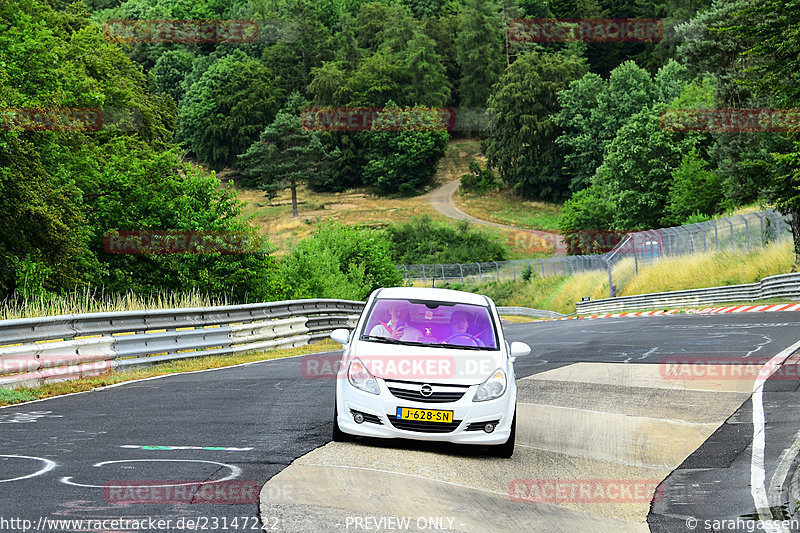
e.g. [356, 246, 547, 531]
[396, 407, 453, 423]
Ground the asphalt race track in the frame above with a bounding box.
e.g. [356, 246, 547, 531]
[2, 312, 800, 533]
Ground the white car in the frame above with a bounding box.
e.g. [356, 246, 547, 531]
[329, 287, 530, 458]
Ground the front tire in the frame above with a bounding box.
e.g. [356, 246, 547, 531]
[488, 410, 516, 458]
[332, 398, 352, 442]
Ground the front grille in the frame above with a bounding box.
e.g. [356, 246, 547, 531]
[350, 410, 383, 425]
[387, 416, 462, 433]
[387, 387, 465, 403]
[384, 380, 469, 404]
[465, 419, 500, 431]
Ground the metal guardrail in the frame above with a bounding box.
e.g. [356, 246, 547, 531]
[0, 299, 364, 388]
[496, 307, 566, 319]
[575, 273, 800, 314]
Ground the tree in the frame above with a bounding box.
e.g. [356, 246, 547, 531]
[594, 103, 699, 230]
[665, 148, 725, 225]
[178, 51, 282, 170]
[554, 60, 688, 192]
[455, 0, 505, 108]
[402, 30, 451, 106]
[149, 48, 195, 103]
[553, 61, 658, 191]
[362, 103, 449, 196]
[237, 94, 337, 217]
[730, 0, 800, 264]
[484, 51, 587, 199]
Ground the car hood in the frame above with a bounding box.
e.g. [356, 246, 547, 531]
[348, 340, 506, 386]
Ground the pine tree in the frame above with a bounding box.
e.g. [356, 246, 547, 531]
[455, 0, 505, 108]
[237, 94, 338, 217]
[403, 30, 451, 106]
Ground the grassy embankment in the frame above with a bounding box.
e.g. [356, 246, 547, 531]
[479, 240, 796, 315]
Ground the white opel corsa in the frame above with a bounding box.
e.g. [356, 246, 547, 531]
[329, 287, 530, 458]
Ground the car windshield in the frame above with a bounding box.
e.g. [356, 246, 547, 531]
[360, 298, 498, 350]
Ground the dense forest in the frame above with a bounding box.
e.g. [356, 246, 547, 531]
[0, 0, 798, 302]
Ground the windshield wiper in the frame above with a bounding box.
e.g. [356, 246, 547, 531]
[360, 335, 409, 345]
[436, 343, 489, 351]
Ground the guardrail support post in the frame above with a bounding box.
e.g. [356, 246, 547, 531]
[459, 263, 464, 285]
[476, 262, 481, 283]
[493, 261, 499, 281]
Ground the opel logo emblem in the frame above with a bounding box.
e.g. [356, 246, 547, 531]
[420, 384, 433, 397]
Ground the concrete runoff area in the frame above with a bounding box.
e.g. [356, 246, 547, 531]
[260, 363, 756, 532]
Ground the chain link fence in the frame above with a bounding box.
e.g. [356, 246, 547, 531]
[398, 210, 794, 297]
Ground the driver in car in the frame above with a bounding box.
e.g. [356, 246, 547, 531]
[368, 303, 423, 342]
[447, 310, 479, 346]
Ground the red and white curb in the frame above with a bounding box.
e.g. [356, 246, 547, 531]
[545, 303, 800, 321]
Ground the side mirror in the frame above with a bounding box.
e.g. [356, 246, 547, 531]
[510, 341, 531, 358]
[330, 328, 351, 345]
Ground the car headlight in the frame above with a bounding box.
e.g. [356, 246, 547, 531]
[348, 358, 380, 395]
[473, 368, 506, 402]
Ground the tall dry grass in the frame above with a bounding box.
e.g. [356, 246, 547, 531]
[0, 287, 232, 320]
[622, 241, 794, 296]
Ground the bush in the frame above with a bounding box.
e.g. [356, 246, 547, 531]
[521, 263, 534, 282]
[386, 216, 508, 264]
[277, 221, 403, 300]
[460, 161, 499, 193]
[558, 185, 618, 254]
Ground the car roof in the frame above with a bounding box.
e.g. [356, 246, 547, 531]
[373, 287, 492, 306]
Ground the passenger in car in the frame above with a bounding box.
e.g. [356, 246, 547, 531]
[368, 303, 423, 342]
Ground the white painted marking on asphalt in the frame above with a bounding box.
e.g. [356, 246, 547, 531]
[0, 410, 63, 423]
[59, 459, 241, 488]
[0, 455, 58, 483]
[639, 347, 658, 360]
[768, 426, 800, 514]
[750, 339, 800, 533]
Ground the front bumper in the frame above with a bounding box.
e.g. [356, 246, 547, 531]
[336, 378, 515, 445]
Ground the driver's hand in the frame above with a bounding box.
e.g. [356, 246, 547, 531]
[391, 326, 405, 340]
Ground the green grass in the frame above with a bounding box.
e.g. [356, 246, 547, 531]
[454, 189, 563, 232]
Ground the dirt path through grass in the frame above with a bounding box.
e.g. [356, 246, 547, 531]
[426, 172, 566, 256]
